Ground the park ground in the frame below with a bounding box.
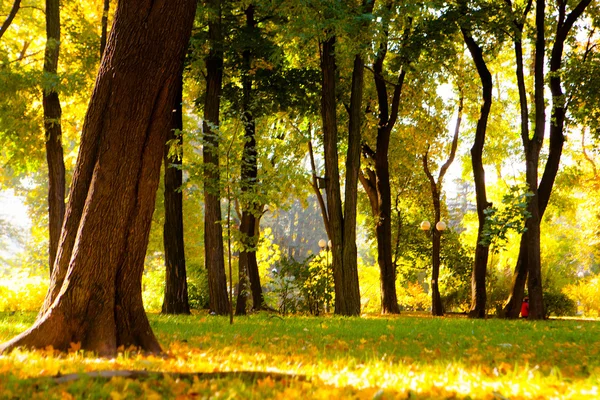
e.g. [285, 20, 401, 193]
[0, 312, 599, 399]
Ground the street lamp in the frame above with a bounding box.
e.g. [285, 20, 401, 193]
[319, 239, 332, 313]
[420, 220, 446, 316]
[420, 220, 446, 233]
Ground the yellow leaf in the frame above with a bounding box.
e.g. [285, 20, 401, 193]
[109, 392, 123, 400]
[69, 342, 81, 353]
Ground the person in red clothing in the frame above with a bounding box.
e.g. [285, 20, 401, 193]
[521, 296, 529, 318]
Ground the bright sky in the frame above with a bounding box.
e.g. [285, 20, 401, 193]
[0, 189, 30, 229]
[0, 189, 30, 260]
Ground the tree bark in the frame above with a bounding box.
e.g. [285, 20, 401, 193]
[0, 0, 20, 40]
[2, 0, 197, 356]
[360, 55, 403, 314]
[340, 53, 364, 316]
[461, 28, 493, 319]
[308, 135, 331, 240]
[43, 0, 66, 274]
[320, 34, 347, 314]
[100, 0, 110, 57]
[162, 72, 191, 315]
[503, 0, 591, 319]
[319, 0, 375, 316]
[203, 0, 230, 315]
[235, 4, 263, 315]
[422, 95, 462, 317]
[501, 0, 534, 318]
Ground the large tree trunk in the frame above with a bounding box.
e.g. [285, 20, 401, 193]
[203, 0, 230, 315]
[162, 72, 191, 315]
[321, 39, 362, 316]
[1, 0, 197, 356]
[462, 29, 493, 319]
[43, 0, 66, 274]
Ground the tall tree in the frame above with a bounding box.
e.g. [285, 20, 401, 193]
[460, 13, 493, 319]
[421, 93, 463, 316]
[359, 34, 404, 314]
[503, 0, 592, 319]
[162, 71, 191, 315]
[203, 0, 230, 315]
[320, 0, 375, 315]
[43, 0, 66, 273]
[236, 4, 264, 314]
[0, 0, 197, 356]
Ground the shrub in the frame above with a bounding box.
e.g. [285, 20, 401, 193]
[142, 267, 165, 312]
[268, 254, 334, 315]
[0, 274, 48, 312]
[543, 291, 577, 318]
[397, 282, 430, 311]
[187, 270, 210, 310]
[563, 276, 600, 317]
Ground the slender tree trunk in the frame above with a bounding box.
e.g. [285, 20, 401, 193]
[371, 49, 403, 314]
[203, 0, 229, 315]
[320, 0, 374, 316]
[423, 171, 444, 316]
[320, 34, 346, 314]
[503, 0, 591, 319]
[2, 0, 197, 356]
[236, 4, 263, 314]
[0, 0, 20, 40]
[162, 72, 190, 315]
[43, 0, 66, 274]
[520, 0, 546, 321]
[340, 53, 365, 316]
[462, 29, 493, 319]
[358, 7, 403, 314]
[100, 0, 110, 57]
[500, 1, 532, 318]
[422, 95, 461, 316]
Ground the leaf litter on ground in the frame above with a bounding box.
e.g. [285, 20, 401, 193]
[0, 311, 599, 399]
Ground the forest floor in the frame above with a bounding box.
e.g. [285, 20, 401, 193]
[0, 311, 599, 399]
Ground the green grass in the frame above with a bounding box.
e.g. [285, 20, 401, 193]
[1, 311, 599, 398]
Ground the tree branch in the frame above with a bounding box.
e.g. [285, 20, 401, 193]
[0, 0, 21, 41]
[438, 93, 463, 183]
[306, 127, 330, 239]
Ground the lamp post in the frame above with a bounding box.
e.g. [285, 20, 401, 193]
[318, 239, 332, 268]
[420, 220, 446, 316]
[318, 239, 332, 313]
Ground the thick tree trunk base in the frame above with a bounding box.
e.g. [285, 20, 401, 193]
[0, 303, 161, 356]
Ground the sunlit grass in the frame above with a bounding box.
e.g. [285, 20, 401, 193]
[1, 311, 599, 398]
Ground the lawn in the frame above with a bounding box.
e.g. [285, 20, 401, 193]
[0, 311, 599, 399]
